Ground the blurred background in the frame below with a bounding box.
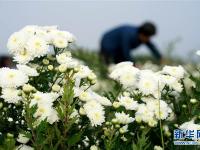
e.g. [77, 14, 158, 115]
[0, 0, 200, 67]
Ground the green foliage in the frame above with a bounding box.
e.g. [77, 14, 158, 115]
[132, 129, 151, 150]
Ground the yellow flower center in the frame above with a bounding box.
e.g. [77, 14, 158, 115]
[8, 73, 15, 78]
[35, 41, 41, 48]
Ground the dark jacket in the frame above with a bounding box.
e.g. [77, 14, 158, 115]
[101, 25, 162, 62]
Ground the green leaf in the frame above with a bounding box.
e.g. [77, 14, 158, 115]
[132, 129, 151, 150]
[67, 131, 83, 146]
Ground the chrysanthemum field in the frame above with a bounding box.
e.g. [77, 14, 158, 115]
[0, 26, 200, 150]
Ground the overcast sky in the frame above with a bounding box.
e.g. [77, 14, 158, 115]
[0, 1, 200, 58]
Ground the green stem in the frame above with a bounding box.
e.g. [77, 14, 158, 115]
[158, 82, 165, 150]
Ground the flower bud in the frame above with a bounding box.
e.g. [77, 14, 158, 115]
[119, 128, 125, 134]
[135, 116, 142, 123]
[104, 130, 110, 136]
[174, 124, 178, 128]
[23, 84, 35, 93]
[7, 133, 14, 138]
[190, 98, 197, 104]
[8, 117, 13, 122]
[79, 108, 86, 115]
[112, 101, 120, 108]
[140, 126, 145, 129]
[182, 104, 186, 108]
[47, 54, 55, 61]
[105, 122, 110, 126]
[165, 131, 171, 137]
[58, 64, 67, 72]
[88, 73, 96, 81]
[111, 118, 118, 124]
[48, 65, 54, 71]
[17, 133, 30, 144]
[42, 59, 49, 65]
[74, 67, 79, 73]
[0, 103, 3, 109]
[90, 80, 96, 85]
[52, 84, 60, 92]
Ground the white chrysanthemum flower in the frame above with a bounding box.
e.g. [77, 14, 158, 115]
[183, 77, 196, 94]
[70, 109, 80, 119]
[53, 36, 68, 48]
[142, 61, 159, 72]
[159, 74, 177, 87]
[7, 32, 26, 54]
[79, 91, 92, 102]
[119, 125, 129, 134]
[147, 100, 172, 120]
[56, 52, 79, 68]
[1, 88, 21, 103]
[179, 120, 200, 130]
[0, 68, 28, 88]
[135, 104, 154, 123]
[162, 65, 185, 79]
[110, 61, 133, 72]
[63, 31, 75, 43]
[83, 100, 103, 113]
[84, 101, 105, 126]
[87, 109, 105, 127]
[118, 96, 138, 110]
[17, 133, 30, 144]
[138, 76, 158, 96]
[17, 145, 34, 150]
[154, 145, 163, 150]
[35, 29, 48, 39]
[13, 49, 34, 64]
[119, 68, 139, 87]
[52, 30, 75, 43]
[171, 81, 183, 93]
[40, 25, 58, 32]
[109, 64, 139, 87]
[30, 91, 57, 106]
[17, 65, 39, 76]
[92, 92, 112, 106]
[90, 145, 98, 150]
[74, 65, 93, 79]
[65, 58, 78, 68]
[56, 52, 71, 64]
[34, 103, 59, 124]
[115, 111, 134, 124]
[147, 118, 158, 127]
[26, 36, 49, 57]
[20, 25, 39, 37]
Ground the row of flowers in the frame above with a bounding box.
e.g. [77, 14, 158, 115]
[0, 26, 199, 150]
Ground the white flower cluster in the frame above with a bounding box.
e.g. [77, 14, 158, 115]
[74, 87, 112, 126]
[109, 62, 185, 127]
[0, 67, 29, 104]
[1, 25, 113, 128]
[114, 111, 135, 124]
[109, 62, 185, 97]
[135, 99, 172, 127]
[31, 92, 59, 124]
[179, 120, 200, 130]
[7, 25, 75, 64]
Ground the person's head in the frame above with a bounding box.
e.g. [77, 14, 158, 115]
[138, 22, 157, 43]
